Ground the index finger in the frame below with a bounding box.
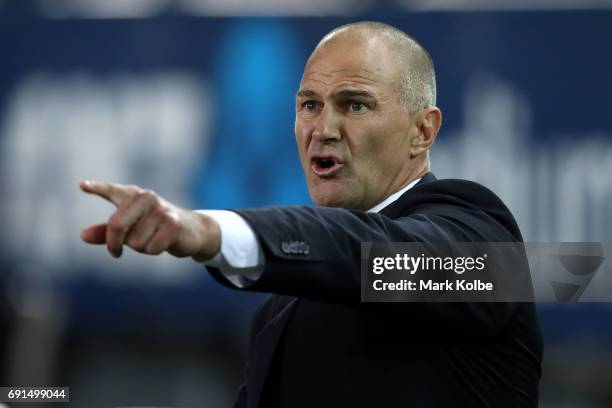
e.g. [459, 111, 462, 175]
[79, 180, 134, 207]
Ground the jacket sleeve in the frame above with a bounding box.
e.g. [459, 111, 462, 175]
[208, 204, 523, 337]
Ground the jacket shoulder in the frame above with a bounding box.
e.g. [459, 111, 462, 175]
[384, 177, 523, 241]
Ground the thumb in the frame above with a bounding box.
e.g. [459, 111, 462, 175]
[81, 223, 107, 244]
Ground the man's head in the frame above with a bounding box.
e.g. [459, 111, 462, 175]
[295, 21, 442, 210]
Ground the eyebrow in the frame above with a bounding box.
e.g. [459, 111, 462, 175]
[296, 89, 318, 98]
[296, 89, 377, 100]
[334, 89, 377, 100]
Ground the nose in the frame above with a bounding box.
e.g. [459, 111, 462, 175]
[312, 106, 341, 143]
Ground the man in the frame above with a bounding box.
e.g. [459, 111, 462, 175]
[81, 22, 542, 407]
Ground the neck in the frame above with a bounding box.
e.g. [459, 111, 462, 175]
[373, 159, 428, 209]
[367, 176, 423, 213]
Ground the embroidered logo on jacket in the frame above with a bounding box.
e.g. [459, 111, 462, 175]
[280, 241, 310, 255]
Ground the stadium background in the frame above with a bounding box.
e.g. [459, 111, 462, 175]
[0, 1, 611, 406]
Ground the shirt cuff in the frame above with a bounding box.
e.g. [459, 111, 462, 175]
[195, 210, 264, 288]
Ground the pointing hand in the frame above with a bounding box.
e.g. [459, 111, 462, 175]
[79, 180, 220, 261]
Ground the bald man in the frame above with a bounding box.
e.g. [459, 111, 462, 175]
[81, 22, 542, 407]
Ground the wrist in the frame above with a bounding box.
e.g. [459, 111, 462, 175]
[192, 212, 221, 262]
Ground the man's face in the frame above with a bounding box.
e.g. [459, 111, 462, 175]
[295, 36, 421, 210]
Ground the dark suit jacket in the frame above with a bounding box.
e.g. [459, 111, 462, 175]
[208, 173, 543, 408]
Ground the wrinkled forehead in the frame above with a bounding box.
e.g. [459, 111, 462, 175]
[300, 37, 397, 91]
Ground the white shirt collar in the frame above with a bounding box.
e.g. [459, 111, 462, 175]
[367, 178, 422, 213]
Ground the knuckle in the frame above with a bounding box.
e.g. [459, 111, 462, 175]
[127, 236, 144, 251]
[141, 189, 157, 200]
[162, 217, 181, 237]
[134, 189, 153, 204]
[107, 219, 125, 234]
[167, 211, 181, 226]
[126, 184, 142, 193]
[159, 208, 178, 224]
[123, 185, 143, 199]
[145, 243, 161, 255]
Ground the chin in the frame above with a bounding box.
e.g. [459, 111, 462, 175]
[312, 195, 345, 208]
[309, 182, 356, 208]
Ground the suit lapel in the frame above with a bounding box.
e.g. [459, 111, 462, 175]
[249, 296, 299, 408]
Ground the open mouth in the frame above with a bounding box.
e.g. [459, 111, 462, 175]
[311, 155, 344, 177]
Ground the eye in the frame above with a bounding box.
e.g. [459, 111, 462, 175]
[349, 101, 367, 113]
[301, 100, 320, 112]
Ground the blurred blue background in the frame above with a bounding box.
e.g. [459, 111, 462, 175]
[0, 1, 611, 407]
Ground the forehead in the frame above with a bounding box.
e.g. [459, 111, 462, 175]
[300, 38, 397, 93]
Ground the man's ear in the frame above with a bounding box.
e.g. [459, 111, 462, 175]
[410, 107, 442, 158]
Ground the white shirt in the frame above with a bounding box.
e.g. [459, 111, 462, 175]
[198, 178, 421, 288]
